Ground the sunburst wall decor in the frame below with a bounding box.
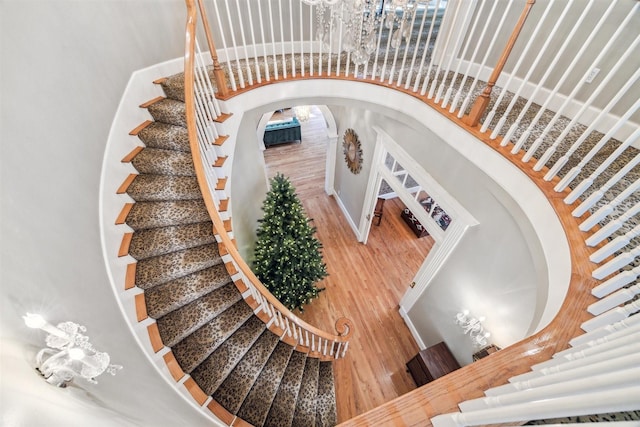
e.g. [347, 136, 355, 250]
[342, 128, 363, 174]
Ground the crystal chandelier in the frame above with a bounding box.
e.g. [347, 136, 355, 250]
[293, 105, 312, 122]
[24, 313, 122, 387]
[301, 0, 416, 66]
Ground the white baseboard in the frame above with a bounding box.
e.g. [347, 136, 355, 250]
[333, 192, 362, 241]
[399, 305, 427, 350]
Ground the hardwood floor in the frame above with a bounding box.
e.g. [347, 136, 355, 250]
[262, 106, 435, 422]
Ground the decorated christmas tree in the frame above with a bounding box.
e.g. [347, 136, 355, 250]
[252, 173, 328, 312]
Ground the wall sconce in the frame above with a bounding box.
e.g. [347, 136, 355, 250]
[455, 310, 492, 349]
[23, 313, 122, 388]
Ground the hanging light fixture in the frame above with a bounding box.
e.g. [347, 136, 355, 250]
[23, 313, 122, 387]
[293, 105, 312, 122]
[455, 310, 492, 350]
[300, 0, 415, 67]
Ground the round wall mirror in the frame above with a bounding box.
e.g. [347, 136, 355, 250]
[342, 128, 363, 174]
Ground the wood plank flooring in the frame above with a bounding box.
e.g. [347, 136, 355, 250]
[262, 107, 435, 422]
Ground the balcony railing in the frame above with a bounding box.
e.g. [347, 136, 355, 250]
[185, 0, 640, 424]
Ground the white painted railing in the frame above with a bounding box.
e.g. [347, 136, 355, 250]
[197, 0, 640, 423]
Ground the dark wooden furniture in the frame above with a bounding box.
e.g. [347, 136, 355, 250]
[406, 342, 460, 387]
[400, 206, 429, 238]
[263, 117, 302, 147]
[373, 197, 385, 226]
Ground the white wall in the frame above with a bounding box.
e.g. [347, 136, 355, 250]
[1, 1, 213, 425]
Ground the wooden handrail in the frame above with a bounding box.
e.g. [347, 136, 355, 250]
[183, 0, 353, 357]
[463, 0, 536, 127]
[195, 0, 229, 97]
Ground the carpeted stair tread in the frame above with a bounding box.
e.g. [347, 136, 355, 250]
[126, 174, 201, 202]
[315, 362, 337, 427]
[264, 350, 308, 427]
[125, 200, 210, 230]
[145, 264, 232, 319]
[130, 148, 195, 176]
[156, 282, 242, 347]
[191, 316, 266, 395]
[161, 70, 217, 102]
[172, 301, 254, 373]
[134, 243, 221, 290]
[237, 341, 294, 427]
[138, 122, 190, 152]
[161, 74, 187, 102]
[213, 330, 280, 414]
[291, 357, 320, 427]
[129, 221, 215, 261]
[147, 98, 187, 127]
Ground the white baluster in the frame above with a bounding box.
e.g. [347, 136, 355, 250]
[432, 386, 640, 427]
[268, 0, 278, 79]
[555, 100, 640, 192]
[379, 5, 397, 84]
[583, 201, 640, 246]
[566, 135, 640, 206]
[245, 0, 261, 84]
[289, 0, 295, 77]
[533, 35, 640, 170]
[536, 333, 640, 370]
[487, 353, 640, 395]
[592, 266, 640, 298]
[412, 0, 444, 92]
[556, 321, 640, 359]
[591, 247, 640, 281]
[449, 0, 486, 113]
[518, 1, 601, 159]
[589, 284, 640, 316]
[340, 341, 349, 358]
[299, 0, 305, 77]
[212, 0, 237, 91]
[395, 5, 416, 86]
[460, 367, 640, 412]
[455, 0, 508, 116]
[581, 300, 640, 332]
[480, 0, 555, 133]
[234, 0, 253, 86]
[403, 1, 429, 89]
[223, 0, 245, 88]
[569, 313, 640, 347]
[590, 225, 640, 262]
[509, 342, 640, 383]
[434, 0, 475, 103]
[277, 0, 287, 79]
[502, 1, 592, 149]
[544, 73, 640, 181]
[425, 0, 465, 97]
[257, 0, 270, 81]
[579, 178, 640, 232]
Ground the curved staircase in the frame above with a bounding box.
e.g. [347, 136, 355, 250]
[116, 76, 338, 427]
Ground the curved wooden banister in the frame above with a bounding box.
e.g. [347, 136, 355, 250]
[183, 0, 353, 359]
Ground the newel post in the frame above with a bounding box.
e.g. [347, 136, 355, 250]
[464, 0, 536, 127]
[197, 0, 230, 98]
